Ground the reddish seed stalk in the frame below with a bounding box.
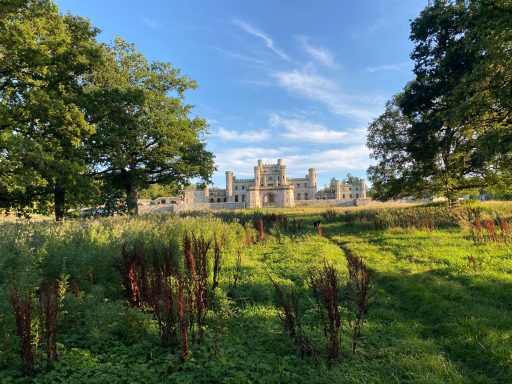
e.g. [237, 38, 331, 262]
[309, 261, 341, 367]
[40, 281, 60, 368]
[10, 286, 34, 375]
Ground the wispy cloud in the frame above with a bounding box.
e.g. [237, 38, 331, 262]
[217, 127, 271, 143]
[212, 144, 370, 183]
[272, 69, 382, 122]
[284, 146, 371, 172]
[350, 19, 388, 40]
[141, 17, 163, 31]
[365, 61, 411, 72]
[298, 37, 335, 68]
[213, 146, 289, 178]
[269, 113, 366, 144]
[233, 19, 289, 60]
[209, 46, 267, 65]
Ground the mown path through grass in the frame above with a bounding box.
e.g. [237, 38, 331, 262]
[324, 221, 512, 383]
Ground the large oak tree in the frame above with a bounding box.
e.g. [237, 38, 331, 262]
[367, 0, 512, 201]
[0, 0, 102, 219]
[88, 38, 215, 215]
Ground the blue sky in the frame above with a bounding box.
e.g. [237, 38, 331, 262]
[57, 0, 427, 188]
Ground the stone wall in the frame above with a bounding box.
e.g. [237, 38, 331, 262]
[295, 199, 358, 207]
[140, 202, 245, 213]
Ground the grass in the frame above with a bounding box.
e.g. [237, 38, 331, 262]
[1, 202, 512, 383]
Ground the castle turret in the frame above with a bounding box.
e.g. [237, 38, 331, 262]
[255, 165, 261, 187]
[335, 180, 342, 200]
[308, 168, 317, 188]
[279, 159, 287, 185]
[360, 179, 367, 198]
[225, 171, 233, 201]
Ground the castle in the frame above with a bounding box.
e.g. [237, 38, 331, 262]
[139, 159, 366, 212]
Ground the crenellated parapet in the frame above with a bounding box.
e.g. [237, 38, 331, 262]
[140, 159, 367, 210]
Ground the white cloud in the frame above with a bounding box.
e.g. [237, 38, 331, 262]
[233, 19, 289, 61]
[282, 146, 371, 173]
[209, 46, 267, 65]
[217, 127, 271, 143]
[213, 146, 289, 178]
[272, 69, 382, 122]
[298, 37, 335, 68]
[211, 144, 370, 184]
[351, 19, 388, 40]
[365, 61, 411, 72]
[269, 113, 366, 144]
[141, 17, 162, 31]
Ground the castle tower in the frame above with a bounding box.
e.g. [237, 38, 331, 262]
[360, 179, 367, 198]
[308, 168, 317, 188]
[254, 161, 261, 187]
[278, 159, 287, 185]
[335, 180, 342, 200]
[225, 171, 233, 201]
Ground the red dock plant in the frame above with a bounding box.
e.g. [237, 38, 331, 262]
[271, 277, 315, 359]
[39, 281, 60, 368]
[345, 251, 372, 353]
[190, 235, 211, 343]
[309, 261, 342, 367]
[10, 286, 34, 375]
[117, 243, 145, 307]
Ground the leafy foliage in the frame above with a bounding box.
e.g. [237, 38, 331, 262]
[367, 0, 512, 200]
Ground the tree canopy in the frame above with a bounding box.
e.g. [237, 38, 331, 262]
[0, 1, 214, 218]
[88, 38, 214, 215]
[367, 0, 512, 201]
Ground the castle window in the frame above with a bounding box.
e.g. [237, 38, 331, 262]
[297, 193, 301, 200]
[217, 198, 221, 203]
[356, 187, 359, 191]
[297, 183, 300, 187]
[304, 193, 309, 200]
[242, 185, 245, 190]
[235, 195, 239, 202]
[210, 198, 214, 203]
[235, 186, 238, 190]
[350, 194, 352, 199]
[224, 197, 227, 202]
[356, 194, 359, 198]
[242, 195, 245, 202]
[343, 194, 345, 199]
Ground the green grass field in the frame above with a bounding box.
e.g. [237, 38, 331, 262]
[1, 203, 512, 383]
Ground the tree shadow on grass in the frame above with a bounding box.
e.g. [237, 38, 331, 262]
[368, 269, 512, 383]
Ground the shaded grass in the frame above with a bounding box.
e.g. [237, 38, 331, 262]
[2, 202, 512, 382]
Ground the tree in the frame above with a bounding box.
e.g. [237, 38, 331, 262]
[367, 0, 512, 201]
[343, 174, 360, 185]
[0, 0, 102, 219]
[88, 38, 215, 215]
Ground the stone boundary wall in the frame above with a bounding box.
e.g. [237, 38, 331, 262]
[175, 202, 245, 211]
[139, 199, 373, 213]
[294, 198, 372, 207]
[139, 202, 245, 213]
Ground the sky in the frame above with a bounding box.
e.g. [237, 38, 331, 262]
[57, 0, 427, 188]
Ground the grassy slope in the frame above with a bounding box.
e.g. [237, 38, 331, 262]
[2, 203, 512, 383]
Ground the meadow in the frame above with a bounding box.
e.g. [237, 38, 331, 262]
[1, 202, 512, 383]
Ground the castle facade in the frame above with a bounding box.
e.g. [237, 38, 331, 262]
[139, 159, 367, 211]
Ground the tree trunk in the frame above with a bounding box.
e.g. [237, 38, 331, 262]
[54, 179, 65, 221]
[126, 164, 139, 215]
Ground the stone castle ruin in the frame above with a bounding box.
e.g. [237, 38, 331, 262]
[139, 159, 367, 213]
